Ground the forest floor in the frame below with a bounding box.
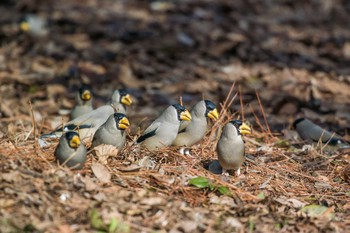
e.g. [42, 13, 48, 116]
[0, 0, 350, 232]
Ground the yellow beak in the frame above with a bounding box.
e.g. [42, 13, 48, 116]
[121, 94, 133, 106]
[82, 90, 91, 101]
[208, 108, 219, 121]
[69, 135, 81, 148]
[180, 110, 192, 121]
[20, 22, 30, 32]
[118, 117, 130, 130]
[239, 123, 251, 135]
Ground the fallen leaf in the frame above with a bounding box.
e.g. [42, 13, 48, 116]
[80, 176, 98, 191]
[93, 144, 119, 164]
[300, 204, 334, 220]
[91, 162, 111, 183]
[1, 171, 21, 183]
[57, 225, 73, 233]
[0, 199, 16, 208]
[275, 196, 307, 209]
[179, 221, 198, 233]
[188, 177, 210, 188]
[116, 164, 142, 172]
[140, 197, 165, 206]
[225, 217, 243, 228]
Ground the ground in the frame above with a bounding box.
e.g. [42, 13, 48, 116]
[0, 0, 350, 232]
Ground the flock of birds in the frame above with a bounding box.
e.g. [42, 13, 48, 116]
[41, 86, 350, 175]
[18, 14, 350, 175]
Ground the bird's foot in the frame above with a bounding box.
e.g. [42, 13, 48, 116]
[220, 169, 232, 182]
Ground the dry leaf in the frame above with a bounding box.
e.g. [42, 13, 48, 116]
[91, 162, 111, 183]
[275, 196, 307, 209]
[93, 144, 119, 164]
[116, 164, 142, 172]
[140, 197, 165, 206]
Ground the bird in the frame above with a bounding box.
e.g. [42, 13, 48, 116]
[110, 89, 133, 114]
[54, 131, 87, 169]
[41, 90, 133, 141]
[136, 104, 192, 150]
[217, 120, 251, 175]
[92, 113, 130, 149]
[70, 85, 93, 120]
[293, 118, 349, 149]
[19, 14, 49, 37]
[42, 105, 115, 141]
[172, 100, 219, 146]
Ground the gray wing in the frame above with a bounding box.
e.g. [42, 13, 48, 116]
[137, 121, 161, 143]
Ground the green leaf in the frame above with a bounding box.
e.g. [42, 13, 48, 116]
[209, 183, 216, 191]
[275, 139, 290, 148]
[28, 85, 39, 93]
[90, 209, 106, 230]
[248, 217, 255, 233]
[188, 177, 210, 188]
[108, 218, 118, 233]
[217, 186, 232, 196]
[275, 223, 282, 230]
[301, 204, 334, 219]
[257, 192, 265, 199]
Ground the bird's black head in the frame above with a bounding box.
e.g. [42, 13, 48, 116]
[114, 113, 127, 121]
[292, 118, 305, 129]
[64, 131, 81, 148]
[204, 100, 216, 112]
[118, 89, 128, 98]
[173, 104, 186, 117]
[230, 120, 243, 130]
[173, 104, 192, 121]
[204, 100, 219, 120]
[113, 113, 130, 130]
[229, 120, 251, 135]
[79, 85, 92, 101]
[118, 89, 133, 106]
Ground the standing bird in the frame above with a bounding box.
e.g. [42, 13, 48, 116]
[173, 100, 219, 146]
[217, 120, 251, 175]
[110, 89, 133, 114]
[92, 113, 130, 149]
[70, 85, 93, 120]
[137, 104, 192, 150]
[293, 118, 349, 149]
[54, 131, 87, 169]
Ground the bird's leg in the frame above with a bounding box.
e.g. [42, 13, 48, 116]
[236, 168, 241, 176]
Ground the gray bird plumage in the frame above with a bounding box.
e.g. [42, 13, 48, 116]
[137, 104, 192, 150]
[217, 120, 251, 175]
[42, 105, 115, 141]
[54, 131, 87, 169]
[92, 113, 130, 149]
[173, 100, 219, 146]
[70, 85, 93, 120]
[42, 90, 133, 141]
[293, 118, 349, 149]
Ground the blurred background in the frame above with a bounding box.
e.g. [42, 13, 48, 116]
[0, 0, 350, 137]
